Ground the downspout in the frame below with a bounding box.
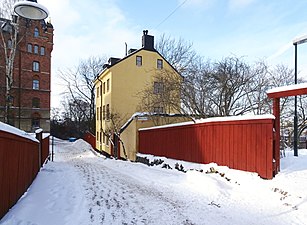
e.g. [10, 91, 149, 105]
[97, 76, 103, 151]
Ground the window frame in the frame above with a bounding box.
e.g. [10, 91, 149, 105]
[32, 79, 39, 90]
[33, 61, 40, 72]
[40, 46, 45, 56]
[136, 56, 142, 66]
[34, 27, 39, 37]
[153, 81, 164, 94]
[157, 59, 163, 69]
[32, 97, 40, 108]
[34, 45, 39, 54]
[27, 43, 32, 53]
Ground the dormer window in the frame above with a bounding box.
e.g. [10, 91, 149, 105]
[136, 56, 142, 66]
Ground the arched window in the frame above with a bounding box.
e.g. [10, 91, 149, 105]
[40, 46, 45, 56]
[33, 76, 39, 90]
[31, 112, 41, 129]
[34, 27, 39, 37]
[32, 97, 40, 108]
[27, 43, 32, 53]
[34, 45, 39, 54]
[33, 61, 40, 72]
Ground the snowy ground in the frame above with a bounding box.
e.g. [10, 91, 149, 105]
[1, 139, 307, 225]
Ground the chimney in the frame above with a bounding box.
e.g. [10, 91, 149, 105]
[142, 30, 154, 51]
[108, 57, 121, 65]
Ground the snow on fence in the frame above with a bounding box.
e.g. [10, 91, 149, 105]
[0, 123, 49, 219]
[139, 115, 276, 179]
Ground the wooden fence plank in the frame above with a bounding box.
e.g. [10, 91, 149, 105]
[139, 117, 275, 179]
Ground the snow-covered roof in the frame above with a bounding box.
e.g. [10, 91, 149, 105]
[267, 83, 307, 98]
[0, 122, 39, 142]
[139, 114, 275, 131]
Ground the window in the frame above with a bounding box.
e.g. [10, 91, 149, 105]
[154, 106, 164, 114]
[40, 46, 45, 56]
[100, 84, 102, 96]
[106, 104, 110, 120]
[97, 86, 100, 97]
[100, 132, 102, 142]
[27, 43, 32, 53]
[33, 61, 40, 72]
[7, 39, 12, 48]
[33, 78, 39, 90]
[103, 132, 105, 144]
[103, 105, 106, 120]
[107, 79, 110, 92]
[154, 81, 163, 94]
[96, 132, 99, 141]
[34, 27, 39, 37]
[32, 98, 40, 108]
[32, 118, 40, 128]
[34, 45, 39, 54]
[157, 59, 163, 69]
[136, 56, 142, 66]
[103, 82, 106, 94]
[97, 107, 99, 120]
[100, 107, 102, 121]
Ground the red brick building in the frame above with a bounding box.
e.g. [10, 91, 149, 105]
[0, 17, 53, 132]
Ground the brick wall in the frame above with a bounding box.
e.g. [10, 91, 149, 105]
[0, 17, 53, 132]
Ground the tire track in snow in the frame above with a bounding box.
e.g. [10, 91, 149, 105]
[69, 156, 194, 225]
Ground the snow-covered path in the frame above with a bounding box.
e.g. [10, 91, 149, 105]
[1, 139, 307, 225]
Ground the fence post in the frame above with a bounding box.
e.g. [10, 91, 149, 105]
[35, 128, 43, 168]
[52, 136, 54, 162]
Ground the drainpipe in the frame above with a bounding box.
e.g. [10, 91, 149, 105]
[97, 76, 103, 151]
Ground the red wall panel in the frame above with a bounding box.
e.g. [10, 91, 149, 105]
[0, 131, 39, 219]
[139, 118, 275, 179]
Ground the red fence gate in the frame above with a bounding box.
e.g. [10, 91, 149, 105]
[139, 115, 276, 179]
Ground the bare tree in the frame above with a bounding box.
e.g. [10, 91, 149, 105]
[156, 34, 198, 75]
[0, 0, 20, 124]
[0, 0, 17, 19]
[59, 56, 106, 133]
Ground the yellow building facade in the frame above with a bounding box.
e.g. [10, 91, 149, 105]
[94, 31, 182, 158]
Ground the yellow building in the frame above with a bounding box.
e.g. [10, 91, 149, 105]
[94, 31, 184, 159]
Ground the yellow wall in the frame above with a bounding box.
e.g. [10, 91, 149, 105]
[94, 49, 181, 155]
[120, 116, 193, 161]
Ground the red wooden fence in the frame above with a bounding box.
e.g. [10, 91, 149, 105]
[0, 125, 50, 220]
[139, 116, 275, 179]
[83, 131, 96, 150]
[0, 130, 39, 219]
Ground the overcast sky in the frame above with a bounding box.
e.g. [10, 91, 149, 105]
[37, 0, 307, 108]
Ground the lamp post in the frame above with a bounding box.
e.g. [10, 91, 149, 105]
[14, 0, 49, 20]
[293, 35, 307, 156]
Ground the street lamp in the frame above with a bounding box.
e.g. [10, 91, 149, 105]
[293, 35, 307, 156]
[13, 0, 49, 20]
